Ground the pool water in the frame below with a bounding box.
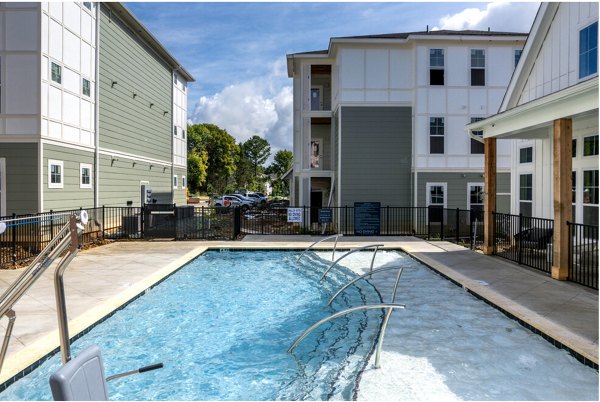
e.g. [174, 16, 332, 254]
[0, 250, 383, 400]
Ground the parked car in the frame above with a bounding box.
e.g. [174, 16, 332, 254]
[246, 192, 268, 205]
[212, 196, 241, 209]
[227, 194, 257, 207]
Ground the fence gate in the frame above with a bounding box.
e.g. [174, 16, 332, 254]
[143, 204, 176, 239]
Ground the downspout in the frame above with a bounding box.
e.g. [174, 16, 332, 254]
[94, 4, 100, 208]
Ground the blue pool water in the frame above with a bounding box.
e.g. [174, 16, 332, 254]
[0, 250, 383, 400]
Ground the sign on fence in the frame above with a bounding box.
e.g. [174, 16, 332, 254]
[354, 202, 381, 235]
[318, 208, 333, 224]
[287, 208, 303, 223]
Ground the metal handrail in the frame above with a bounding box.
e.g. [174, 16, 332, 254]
[297, 234, 343, 262]
[320, 244, 384, 281]
[327, 266, 403, 306]
[287, 303, 405, 369]
[0, 213, 84, 373]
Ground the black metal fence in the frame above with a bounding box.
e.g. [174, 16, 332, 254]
[493, 212, 554, 274]
[568, 222, 598, 289]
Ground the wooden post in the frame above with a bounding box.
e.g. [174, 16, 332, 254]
[483, 138, 497, 255]
[551, 118, 572, 280]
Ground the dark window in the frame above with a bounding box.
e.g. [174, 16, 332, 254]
[519, 147, 533, 163]
[583, 169, 599, 225]
[470, 117, 484, 154]
[82, 78, 90, 97]
[471, 49, 485, 86]
[83, 2, 92, 10]
[51, 62, 61, 84]
[573, 139, 577, 158]
[514, 49, 523, 67]
[429, 49, 444, 85]
[583, 135, 599, 156]
[519, 173, 533, 217]
[173, 125, 177, 137]
[572, 171, 577, 204]
[579, 22, 598, 79]
[429, 117, 444, 154]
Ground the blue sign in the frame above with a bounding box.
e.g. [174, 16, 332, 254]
[354, 202, 381, 235]
[318, 208, 333, 224]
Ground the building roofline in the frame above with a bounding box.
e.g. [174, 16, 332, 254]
[107, 3, 195, 82]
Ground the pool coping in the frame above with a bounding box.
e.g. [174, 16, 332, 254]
[0, 241, 597, 393]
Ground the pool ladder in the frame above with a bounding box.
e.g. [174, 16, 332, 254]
[289, 263, 404, 369]
[0, 212, 86, 374]
[297, 234, 343, 262]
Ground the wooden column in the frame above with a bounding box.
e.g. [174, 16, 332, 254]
[483, 138, 497, 255]
[551, 118, 572, 280]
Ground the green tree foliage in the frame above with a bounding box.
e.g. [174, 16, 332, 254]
[234, 142, 254, 191]
[242, 136, 271, 187]
[267, 149, 293, 196]
[187, 150, 208, 194]
[187, 123, 238, 195]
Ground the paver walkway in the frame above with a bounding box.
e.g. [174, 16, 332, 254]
[0, 236, 596, 390]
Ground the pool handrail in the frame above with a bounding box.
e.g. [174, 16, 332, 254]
[319, 244, 384, 281]
[287, 303, 405, 369]
[296, 234, 343, 262]
[373, 267, 404, 368]
[327, 266, 403, 306]
[0, 213, 84, 374]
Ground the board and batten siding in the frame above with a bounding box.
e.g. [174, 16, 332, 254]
[340, 106, 412, 207]
[0, 143, 38, 214]
[98, 4, 172, 163]
[416, 172, 510, 211]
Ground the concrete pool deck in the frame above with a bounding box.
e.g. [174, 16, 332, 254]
[0, 236, 597, 389]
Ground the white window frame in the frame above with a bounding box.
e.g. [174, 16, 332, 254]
[519, 173, 533, 216]
[518, 146, 534, 164]
[79, 163, 92, 189]
[48, 160, 64, 189]
[467, 182, 484, 211]
[429, 48, 445, 86]
[173, 175, 178, 189]
[470, 48, 486, 86]
[182, 176, 186, 189]
[426, 182, 447, 208]
[582, 134, 599, 157]
[50, 61, 62, 85]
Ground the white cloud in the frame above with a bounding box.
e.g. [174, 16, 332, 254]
[434, 2, 539, 32]
[191, 59, 293, 154]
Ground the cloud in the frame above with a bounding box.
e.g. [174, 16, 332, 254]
[191, 59, 293, 154]
[434, 2, 539, 32]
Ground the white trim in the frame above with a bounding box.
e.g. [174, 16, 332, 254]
[79, 163, 92, 189]
[99, 148, 172, 167]
[467, 182, 484, 211]
[48, 159, 63, 189]
[0, 158, 6, 216]
[41, 138, 95, 153]
[425, 182, 447, 208]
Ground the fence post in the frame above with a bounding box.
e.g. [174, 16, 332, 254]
[518, 213, 523, 265]
[567, 221, 572, 280]
[140, 205, 145, 239]
[11, 213, 16, 266]
[174, 206, 178, 240]
[202, 206, 205, 239]
[386, 205, 390, 235]
[456, 208, 460, 244]
[469, 209, 474, 250]
[427, 208, 431, 240]
[50, 209, 54, 238]
[233, 207, 241, 240]
[441, 209, 445, 240]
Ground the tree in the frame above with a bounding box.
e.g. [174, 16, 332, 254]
[242, 136, 271, 188]
[187, 150, 208, 194]
[233, 142, 254, 190]
[267, 149, 293, 196]
[187, 123, 238, 195]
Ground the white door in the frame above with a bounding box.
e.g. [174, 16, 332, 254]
[0, 158, 5, 216]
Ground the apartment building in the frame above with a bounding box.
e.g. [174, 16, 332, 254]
[467, 2, 598, 277]
[286, 30, 527, 217]
[0, 2, 193, 215]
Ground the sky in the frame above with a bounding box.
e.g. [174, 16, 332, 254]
[125, 1, 540, 155]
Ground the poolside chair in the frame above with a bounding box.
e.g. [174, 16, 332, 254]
[49, 345, 163, 401]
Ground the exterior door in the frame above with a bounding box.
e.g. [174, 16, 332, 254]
[310, 191, 323, 223]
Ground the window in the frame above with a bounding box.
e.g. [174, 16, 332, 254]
[519, 173, 533, 217]
[182, 176, 186, 189]
[572, 171, 577, 221]
[173, 125, 177, 137]
[583, 135, 599, 156]
[429, 49, 444, 85]
[80, 163, 92, 189]
[470, 117, 484, 154]
[579, 22, 598, 79]
[48, 160, 63, 189]
[583, 169, 599, 225]
[82, 2, 92, 10]
[514, 49, 523, 67]
[51, 62, 61, 84]
[519, 147, 533, 163]
[573, 139, 577, 158]
[82, 78, 90, 97]
[173, 175, 178, 189]
[470, 49, 485, 86]
[182, 129, 186, 139]
[429, 117, 444, 154]
[468, 184, 484, 216]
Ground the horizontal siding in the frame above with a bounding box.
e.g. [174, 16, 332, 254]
[340, 106, 412, 207]
[98, 154, 172, 207]
[42, 144, 95, 211]
[173, 167, 187, 205]
[98, 4, 171, 162]
[0, 143, 38, 214]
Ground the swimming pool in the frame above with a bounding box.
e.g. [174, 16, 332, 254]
[0, 250, 384, 400]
